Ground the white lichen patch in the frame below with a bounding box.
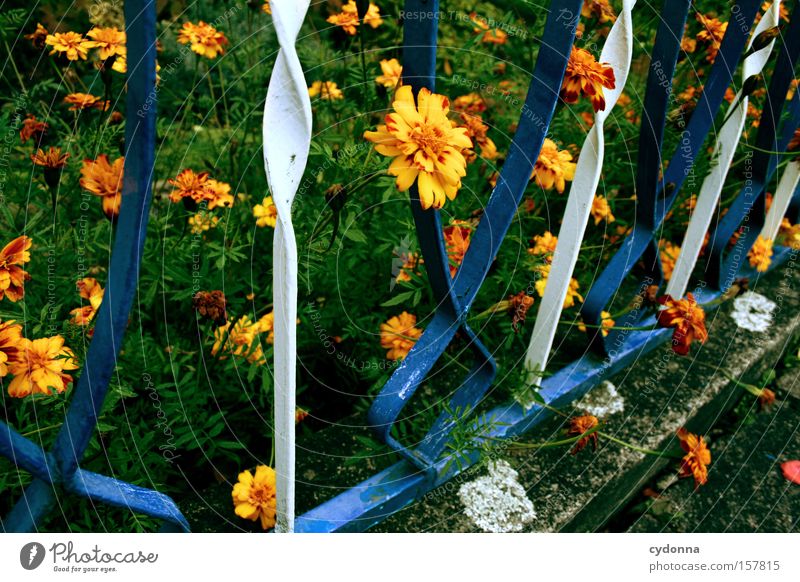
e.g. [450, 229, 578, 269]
[458, 460, 536, 532]
[731, 291, 777, 332]
[575, 380, 625, 418]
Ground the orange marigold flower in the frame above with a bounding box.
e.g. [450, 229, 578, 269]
[444, 220, 472, 277]
[0, 236, 32, 303]
[177, 21, 228, 59]
[591, 194, 615, 225]
[568, 414, 599, 454]
[469, 12, 508, 45]
[659, 240, 680, 281]
[327, 1, 383, 35]
[778, 218, 800, 250]
[459, 112, 498, 161]
[295, 407, 309, 424]
[747, 235, 773, 272]
[64, 93, 110, 111]
[531, 138, 576, 193]
[212, 315, 265, 365]
[508, 291, 535, 332]
[232, 465, 277, 530]
[578, 310, 615, 337]
[676, 427, 711, 488]
[262, 0, 271, 15]
[561, 46, 616, 113]
[80, 155, 124, 219]
[696, 13, 728, 62]
[535, 263, 583, 308]
[376, 58, 402, 89]
[26, 23, 49, 49]
[169, 169, 209, 203]
[87, 27, 126, 60]
[7, 336, 78, 398]
[255, 311, 275, 345]
[254, 196, 278, 228]
[20, 115, 48, 144]
[395, 251, 422, 283]
[192, 290, 228, 327]
[0, 319, 23, 377]
[69, 278, 105, 326]
[364, 85, 472, 210]
[31, 147, 69, 169]
[582, 0, 616, 23]
[205, 179, 234, 210]
[657, 294, 708, 356]
[787, 127, 800, 160]
[529, 231, 558, 257]
[452, 93, 487, 115]
[45, 31, 96, 61]
[380, 311, 422, 361]
[308, 80, 344, 100]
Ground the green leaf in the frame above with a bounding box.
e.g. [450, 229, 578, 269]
[380, 290, 415, 307]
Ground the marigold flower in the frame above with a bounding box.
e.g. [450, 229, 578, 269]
[452, 93, 487, 115]
[696, 13, 728, 62]
[69, 278, 105, 326]
[380, 311, 422, 361]
[676, 427, 711, 488]
[262, 0, 271, 15]
[591, 195, 615, 225]
[295, 407, 309, 424]
[255, 310, 276, 344]
[779, 218, 800, 250]
[659, 240, 680, 281]
[657, 294, 708, 356]
[177, 21, 228, 59]
[535, 264, 583, 308]
[561, 46, 616, 113]
[459, 112, 498, 161]
[327, 1, 382, 35]
[205, 179, 234, 210]
[232, 465, 277, 530]
[31, 147, 69, 169]
[253, 196, 278, 228]
[64, 93, 110, 111]
[45, 31, 96, 61]
[582, 0, 616, 23]
[746, 235, 773, 272]
[758, 387, 776, 411]
[0, 319, 23, 377]
[508, 291, 535, 332]
[87, 27, 126, 60]
[788, 128, 800, 159]
[308, 80, 344, 100]
[7, 336, 78, 398]
[0, 236, 32, 303]
[568, 414, 599, 454]
[376, 58, 403, 89]
[469, 13, 508, 44]
[395, 251, 421, 283]
[26, 23, 49, 49]
[169, 169, 209, 203]
[192, 290, 228, 327]
[80, 155, 124, 219]
[578, 311, 615, 337]
[188, 212, 219, 234]
[364, 85, 472, 210]
[20, 115, 48, 144]
[444, 221, 472, 278]
[531, 138, 576, 193]
[213, 315, 265, 365]
[529, 231, 558, 257]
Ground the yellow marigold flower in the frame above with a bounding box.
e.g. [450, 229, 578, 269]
[376, 58, 403, 89]
[80, 155, 124, 219]
[0, 236, 32, 303]
[0, 319, 23, 377]
[64, 93, 110, 111]
[396, 251, 422, 283]
[747, 235, 773, 272]
[677, 427, 711, 488]
[205, 179, 234, 210]
[459, 112, 498, 161]
[659, 240, 680, 281]
[696, 13, 728, 62]
[232, 465, 277, 530]
[31, 147, 69, 169]
[213, 315, 265, 364]
[529, 231, 558, 256]
[561, 46, 616, 113]
[582, 0, 616, 23]
[7, 336, 78, 398]
[568, 414, 599, 454]
[26, 23, 49, 49]
[253, 196, 278, 228]
[327, 1, 383, 35]
[535, 264, 583, 308]
[255, 311, 275, 344]
[444, 220, 472, 278]
[262, 0, 271, 15]
[111, 53, 127, 74]
[469, 13, 508, 45]
[20, 115, 48, 144]
[591, 195, 615, 225]
[779, 218, 800, 249]
[188, 212, 220, 235]
[308, 80, 344, 100]
[177, 21, 228, 59]
[657, 294, 708, 356]
[86, 26, 126, 60]
[364, 85, 472, 210]
[69, 278, 105, 326]
[380, 311, 422, 361]
[578, 310, 615, 337]
[531, 138, 576, 193]
[45, 31, 96, 61]
[452, 93, 487, 115]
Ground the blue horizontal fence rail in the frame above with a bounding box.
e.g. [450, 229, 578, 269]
[2, 0, 799, 533]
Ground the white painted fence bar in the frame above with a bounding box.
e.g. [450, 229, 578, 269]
[263, 0, 312, 533]
[762, 160, 800, 240]
[523, 0, 636, 402]
[666, 0, 781, 299]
